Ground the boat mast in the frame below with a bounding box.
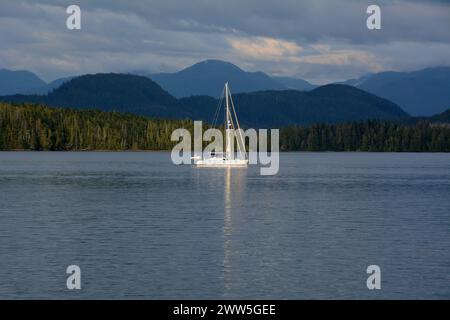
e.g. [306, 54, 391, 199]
[225, 82, 233, 159]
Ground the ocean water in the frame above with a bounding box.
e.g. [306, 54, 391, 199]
[0, 151, 449, 299]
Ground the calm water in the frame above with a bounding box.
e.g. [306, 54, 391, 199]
[0, 152, 449, 299]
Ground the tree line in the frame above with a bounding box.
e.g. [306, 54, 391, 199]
[1, 102, 449, 152]
[0, 102, 193, 151]
[280, 121, 450, 152]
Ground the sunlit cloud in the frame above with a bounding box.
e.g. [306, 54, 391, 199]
[228, 37, 382, 76]
[228, 36, 303, 61]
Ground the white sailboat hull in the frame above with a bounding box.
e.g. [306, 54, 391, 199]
[195, 158, 248, 167]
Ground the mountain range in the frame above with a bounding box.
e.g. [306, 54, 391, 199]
[342, 67, 450, 116]
[0, 69, 73, 95]
[0, 69, 48, 95]
[141, 60, 286, 97]
[1, 60, 450, 118]
[0, 73, 410, 128]
[0, 60, 317, 98]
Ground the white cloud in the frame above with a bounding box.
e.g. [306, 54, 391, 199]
[228, 36, 303, 61]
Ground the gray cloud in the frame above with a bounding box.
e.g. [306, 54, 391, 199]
[0, 0, 449, 83]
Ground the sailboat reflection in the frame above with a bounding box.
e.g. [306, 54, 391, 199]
[223, 167, 247, 293]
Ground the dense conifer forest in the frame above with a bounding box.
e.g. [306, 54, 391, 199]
[0, 103, 193, 151]
[1, 102, 449, 152]
[280, 121, 450, 152]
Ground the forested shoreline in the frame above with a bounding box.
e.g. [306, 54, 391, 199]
[1, 102, 449, 152]
[0, 103, 193, 151]
[280, 121, 450, 152]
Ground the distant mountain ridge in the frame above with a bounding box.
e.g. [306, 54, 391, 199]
[0, 73, 409, 128]
[345, 67, 450, 116]
[146, 60, 287, 98]
[137, 60, 317, 97]
[272, 76, 317, 91]
[0, 61, 317, 98]
[0, 69, 48, 95]
[0, 69, 76, 95]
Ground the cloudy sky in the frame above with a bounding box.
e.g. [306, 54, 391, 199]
[1, 0, 449, 83]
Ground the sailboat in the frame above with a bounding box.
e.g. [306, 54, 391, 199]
[194, 82, 249, 167]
